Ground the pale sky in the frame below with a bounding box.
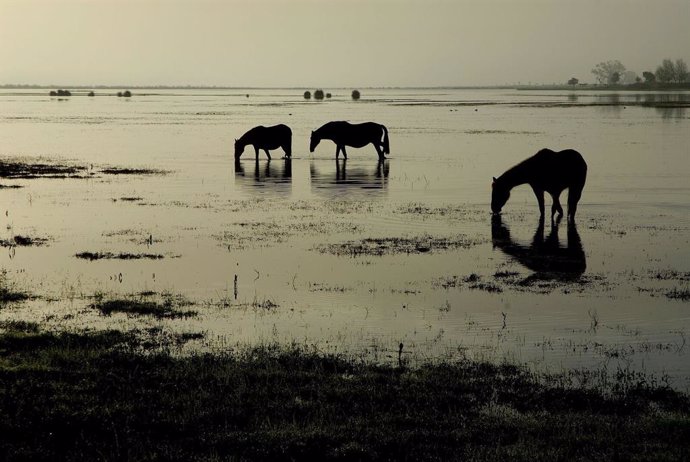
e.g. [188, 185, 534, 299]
[1, 0, 688, 87]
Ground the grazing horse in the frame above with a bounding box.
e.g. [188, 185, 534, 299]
[235, 124, 292, 160]
[310, 121, 389, 161]
[491, 148, 587, 222]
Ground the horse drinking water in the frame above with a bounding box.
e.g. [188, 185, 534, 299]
[310, 121, 389, 161]
[235, 124, 292, 160]
[491, 148, 587, 222]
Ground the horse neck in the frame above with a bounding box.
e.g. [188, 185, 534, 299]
[498, 160, 532, 190]
[237, 132, 252, 148]
[313, 126, 328, 141]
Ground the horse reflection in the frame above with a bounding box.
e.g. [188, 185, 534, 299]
[234, 159, 292, 194]
[310, 159, 389, 198]
[491, 215, 586, 277]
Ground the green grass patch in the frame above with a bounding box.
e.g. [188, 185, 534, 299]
[0, 327, 688, 461]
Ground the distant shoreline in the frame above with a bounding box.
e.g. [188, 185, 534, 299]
[2, 83, 689, 91]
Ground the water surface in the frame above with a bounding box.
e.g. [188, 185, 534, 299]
[1, 88, 689, 388]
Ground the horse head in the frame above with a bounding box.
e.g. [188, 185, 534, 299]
[491, 177, 510, 214]
[309, 131, 320, 153]
[234, 139, 244, 159]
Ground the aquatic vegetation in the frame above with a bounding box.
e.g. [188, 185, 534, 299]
[75, 251, 166, 260]
[0, 159, 87, 179]
[100, 167, 166, 175]
[0, 271, 31, 304]
[318, 235, 481, 257]
[0, 235, 49, 247]
[666, 288, 690, 301]
[91, 292, 196, 319]
[433, 274, 502, 293]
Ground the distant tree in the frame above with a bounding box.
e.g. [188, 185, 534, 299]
[567, 77, 579, 86]
[620, 71, 638, 85]
[117, 92, 123, 97]
[675, 59, 689, 83]
[303, 91, 311, 99]
[49, 90, 57, 96]
[635, 76, 642, 83]
[642, 71, 656, 83]
[326, 92, 332, 99]
[610, 72, 620, 85]
[123, 90, 132, 97]
[656, 59, 675, 83]
[88, 91, 95, 97]
[314, 89, 325, 100]
[591, 60, 626, 85]
[351, 89, 360, 100]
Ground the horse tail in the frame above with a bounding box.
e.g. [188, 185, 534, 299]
[381, 125, 390, 154]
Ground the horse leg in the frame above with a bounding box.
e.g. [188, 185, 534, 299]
[374, 143, 385, 161]
[551, 192, 564, 223]
[254, 147, 260, 160]
[335, 145, 340, 160]
[342, 146, 347, 160]
[568, 186, 583, 222]
[264, 149, 271, 161]
[531, 186, 545, 218]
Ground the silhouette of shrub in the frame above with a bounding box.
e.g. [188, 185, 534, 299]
[49, 91, 57, 96]
[352, 89, 361, 100]
[88, 91, 95, 97]
[123, 90, 132, 97]
[326, 93, 332, 98]
[54, 89, 71, 97]
[314, 89, 325, 100]
[117, 92, 123, 97]
[303, 91, 311, 99]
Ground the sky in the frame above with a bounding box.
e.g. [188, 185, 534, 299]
[1, 0, 688, 87]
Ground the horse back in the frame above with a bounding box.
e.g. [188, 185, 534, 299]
[530, 149, 587, 189]
[246, 124, 291, 149]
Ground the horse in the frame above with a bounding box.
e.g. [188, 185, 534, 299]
[491, 148, 587, 222]
[309, 121, 389, 161]
[235, 124, 292, 160]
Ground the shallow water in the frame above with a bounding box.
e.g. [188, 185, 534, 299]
[1, 88, 689, 388]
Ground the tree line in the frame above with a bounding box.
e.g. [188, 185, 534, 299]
[568, 58, 689, 86]
[592, 59, 688, 84]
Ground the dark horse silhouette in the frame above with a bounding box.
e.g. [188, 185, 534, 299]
[491, 148, 587, 222]
[491, 215, 586, 278]
[235, 124, 292, 160]
[310, 121, 389, 161]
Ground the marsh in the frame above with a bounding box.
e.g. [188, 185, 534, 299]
[0, 88, 689, 389]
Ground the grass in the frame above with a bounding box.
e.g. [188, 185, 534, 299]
[0, 272, 31, 304]
[0, 235, 49, 247]
[666, 288, 690, 301]
[75, 251, 165, 260]
[0, 325, 688, 461]
[318, 235, 481, 257]
[91, 293, 196, 319]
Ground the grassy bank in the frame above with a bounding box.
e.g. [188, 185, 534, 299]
[0, 324, 688, 461]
